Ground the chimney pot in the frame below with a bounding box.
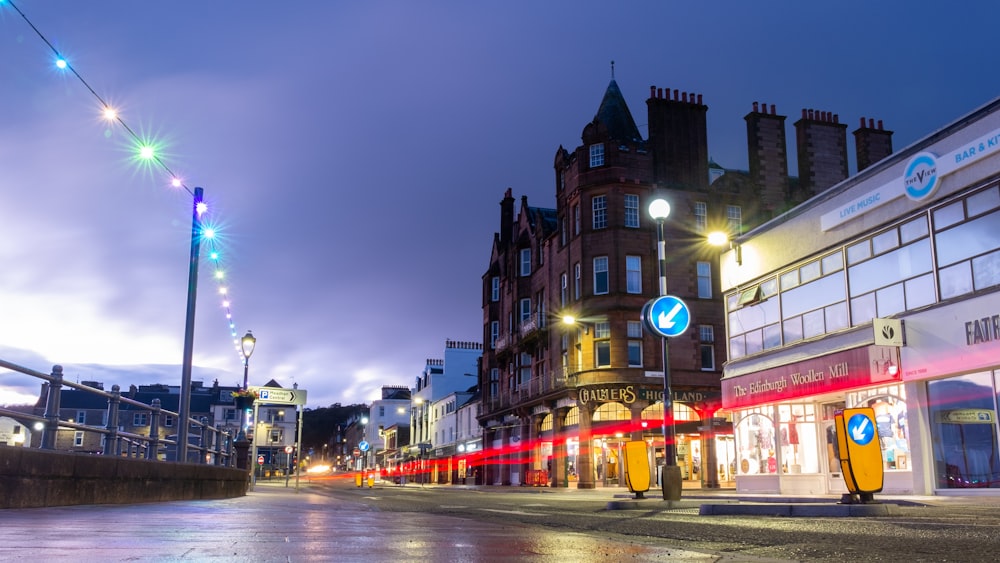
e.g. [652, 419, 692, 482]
[860, 117, 866, 128]
[673, 89, 679, 100]
[877, 119, 884, 130]
[682, 92, 688, 102]
[650, 85, 656, 98]
[869, 118, 875, 128]
[697, 94, 703, 104]
[658, 87, 664, 99]
[753, 101, 759, 112]
[834, 113, 839, 124]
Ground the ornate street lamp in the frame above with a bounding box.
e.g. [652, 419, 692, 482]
[241, 330, 257, 389]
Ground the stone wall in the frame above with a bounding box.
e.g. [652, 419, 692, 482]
[0, 447, 248, 508]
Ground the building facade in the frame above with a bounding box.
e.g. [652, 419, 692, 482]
[405, 339, 482, 480]
[720, 97, 1000, 495]
[479, 79, 774, 489]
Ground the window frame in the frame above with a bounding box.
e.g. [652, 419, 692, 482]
[593, 256, 609, 295]
[592, 196, 607, 230]
[589, 143, 605, 167]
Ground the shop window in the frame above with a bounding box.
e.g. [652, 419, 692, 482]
[849, 385, 911, 474]
[734, 409, 777, 475]
[927, 372, 999, 488]
[777, 404, 818, 474]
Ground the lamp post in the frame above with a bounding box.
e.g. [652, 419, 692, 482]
[241, 330, 256, 389]
[233, 330, 256, 470]
[649, 198, 681, 501]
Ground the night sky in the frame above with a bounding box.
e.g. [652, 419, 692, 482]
[2, 1, 998, 408]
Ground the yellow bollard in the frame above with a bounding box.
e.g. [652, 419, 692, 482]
[355, 472, 362, 487]
[367, 473, 374, 488]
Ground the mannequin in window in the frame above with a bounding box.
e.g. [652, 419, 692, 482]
[874, 399, 894, 450]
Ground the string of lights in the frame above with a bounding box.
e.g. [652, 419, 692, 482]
[4, 0, 251, 366]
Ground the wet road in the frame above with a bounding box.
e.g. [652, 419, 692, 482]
[6, 477, 1000, 562]
[0, 481, 775, 562]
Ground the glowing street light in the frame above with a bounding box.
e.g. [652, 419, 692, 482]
[648, 197, 681, 501]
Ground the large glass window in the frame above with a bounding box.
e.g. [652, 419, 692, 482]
[726, 184, 1000, 361]
[734, 409, 776, 475]
[848, 385, 911, 473]
[927, 372, 999, 488]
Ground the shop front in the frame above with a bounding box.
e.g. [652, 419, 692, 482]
[723, 342, 908, 494]
[484, 384, 733, 489]
[902, 291, 1000, 492]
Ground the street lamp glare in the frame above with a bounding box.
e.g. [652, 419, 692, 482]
[561, 315, 577, 325]
[241, 330, 257, 360]
[648, 198, 671, 220]
[707, 231, 729, 246]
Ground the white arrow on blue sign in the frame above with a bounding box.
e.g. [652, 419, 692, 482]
[847, 414, 875, 446]
[643, 295, 691, 338]
[358, 440, 370, 452]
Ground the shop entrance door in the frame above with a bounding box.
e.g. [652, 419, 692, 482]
[821, 401, 848, 493]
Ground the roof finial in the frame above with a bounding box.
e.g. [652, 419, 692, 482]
[611, 60, 615, 79]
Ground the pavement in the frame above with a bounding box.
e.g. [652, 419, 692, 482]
[348, 476, 1000, 517]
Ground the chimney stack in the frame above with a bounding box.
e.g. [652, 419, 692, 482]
[745, 102, 789, 214]
[853, 116, 894, 172]
[794, 107, 849, 199]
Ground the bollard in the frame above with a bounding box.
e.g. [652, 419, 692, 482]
[355, 473, 363, 488]
[367, 473, 374, 488]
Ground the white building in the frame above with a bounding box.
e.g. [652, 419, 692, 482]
[408, 340, 482, 480]
[366, 385, 411, 470]
[720, 96, 1000, 496]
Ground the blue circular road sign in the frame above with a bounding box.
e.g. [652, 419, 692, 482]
[359, 440, 370, 452]
[643, 295, 691, 338]
[846, 413, 875, 446]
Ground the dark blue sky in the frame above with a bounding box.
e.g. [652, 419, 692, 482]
[1, 1, 998, 407]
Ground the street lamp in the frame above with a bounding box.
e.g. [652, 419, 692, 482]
[648, 197, 681, 501]
[241, 330, 257, 389]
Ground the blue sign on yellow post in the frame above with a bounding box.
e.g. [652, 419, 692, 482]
[834, 407, 884, 498]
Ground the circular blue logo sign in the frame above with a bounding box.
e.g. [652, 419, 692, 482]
[643, 295, 691, 338]
[903, 152, 939, 201]
[359, 440, 370, 452]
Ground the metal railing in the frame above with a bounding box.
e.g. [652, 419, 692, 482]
[0, 360, 235, 466]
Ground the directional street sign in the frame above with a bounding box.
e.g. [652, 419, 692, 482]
[359, 440, 370, 452]
[847, 413, 875, 446]
[251, 386, 308, 406]
[642, 295, 691, 338]
[835, 407, 884, 495]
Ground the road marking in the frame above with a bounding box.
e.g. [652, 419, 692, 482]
[478, 508, 545, 516]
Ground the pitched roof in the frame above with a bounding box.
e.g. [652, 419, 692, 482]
[595, 79, 643, 144]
